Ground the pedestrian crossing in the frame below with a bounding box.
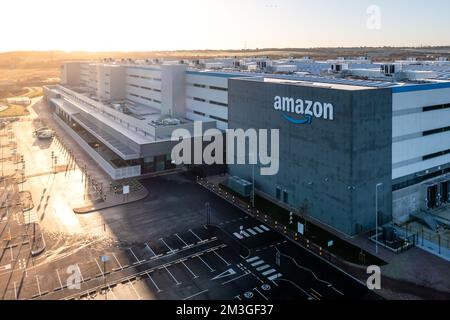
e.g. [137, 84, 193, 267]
[233, 224, 271, 240]
[245, 256, 282, 282]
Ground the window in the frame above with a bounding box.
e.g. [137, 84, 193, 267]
[209, 86, 227, 92]
[194, 111, 206, 116]
[276, 187, 281, 200]
[193, 84, 206, 88]
[193, 97, 206, 102]
[423, 149, 450, 161]
[423, 103, 450, 112]
[423, 125, 450, 136]
[210, 100, 228, 107]
[283, 190, 289, 203]
[209, 115, 228, 123]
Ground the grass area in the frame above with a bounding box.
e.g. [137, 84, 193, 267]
[0, 104, 30, 118]
[219, 182, 386, 266]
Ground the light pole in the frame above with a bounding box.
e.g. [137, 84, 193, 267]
[375, 182, 384, 254]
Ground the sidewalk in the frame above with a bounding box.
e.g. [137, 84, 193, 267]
[73, 186, 149, 214]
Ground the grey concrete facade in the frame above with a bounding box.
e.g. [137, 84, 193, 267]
[227, 78, 393, 236]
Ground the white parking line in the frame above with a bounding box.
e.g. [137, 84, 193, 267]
[189, 229, 203, 242]
[254, 287, 269, 301]
[128, 248, 141, 263]
[164, 265, 181, 285]
[128, 280, 142, 300]
[112, 253, 123, 270]
[196, 255, 215, 272]
[212, 249, 231, 266]
[332, 287, 344, 296]
[109, 287, 118, 300]
[180, 260, 199, 279]
[35, 275, 41, 296]
[56, 269, 63, 288]
[182, 289, 209, 301]
[77, 265, 85, 283]
[160, 238, 177, 254]
[175, 234, 191, 248]
[13, 282, 17, 300]
[145, 272, 162, 293]
[145, 243, 157, 257]
[94, 259, 104, 277]
[9, 247, 13, 261]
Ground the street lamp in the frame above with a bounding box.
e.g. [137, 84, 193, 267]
[375, 182, 384, 254]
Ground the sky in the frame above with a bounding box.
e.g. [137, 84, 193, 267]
[0, 0, 449, 52]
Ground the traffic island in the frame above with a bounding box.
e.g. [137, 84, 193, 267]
[73, 186, 149, 214]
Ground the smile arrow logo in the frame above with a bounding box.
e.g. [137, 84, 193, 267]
[282, 113, 313, 125]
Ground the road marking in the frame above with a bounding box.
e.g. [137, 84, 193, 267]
[247, 229, 257, 236]
[256, 264, 271, 272]
[9, 247, 14, 261]
[189, 229, 203, 242]
[94, 258, 104, 277]
[241, 230, 250, 238]
[212, 249, 231, 266]
[182, 289, 209, 301]
[180, 260, 198, 279]
[109, 287, 118, 300]
[196, 255, 215, 272]
[77, 265, 85, 283]
[260, 224, 270, 231]
[112, 253, 123, 270]
[145, 272, 162, 293]
[311, 288, 322, 298]
[128, 280, 142, 300]
[35, 275, 41, 296]
[246, 256, 259, 263]
[56, 269, 63, 288]
[163, 265, 181, 285]
[159, 238, 176, 254]
[254, 227, 264, 233]
[332, 287, 344, 296]
[13, 282, 17, 300]
[251, 260, 265, 267]
[268, 273, 282, 281]
[128, 248, 141, 264]
[175, 234, 191, 248]
[262, 269, 276, 276]
[233, 232, 243, 240]
[310, 290, 321, 300]
[221, 272, 250, 285]
[212, 268, 237, 281]
[254, 287, 269, 301]
[145, 243, 156, 257]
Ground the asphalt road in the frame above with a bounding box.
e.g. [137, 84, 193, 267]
[0, 173, 380, 300]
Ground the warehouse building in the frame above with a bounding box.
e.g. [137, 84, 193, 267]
[45, 57, 450, 236]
